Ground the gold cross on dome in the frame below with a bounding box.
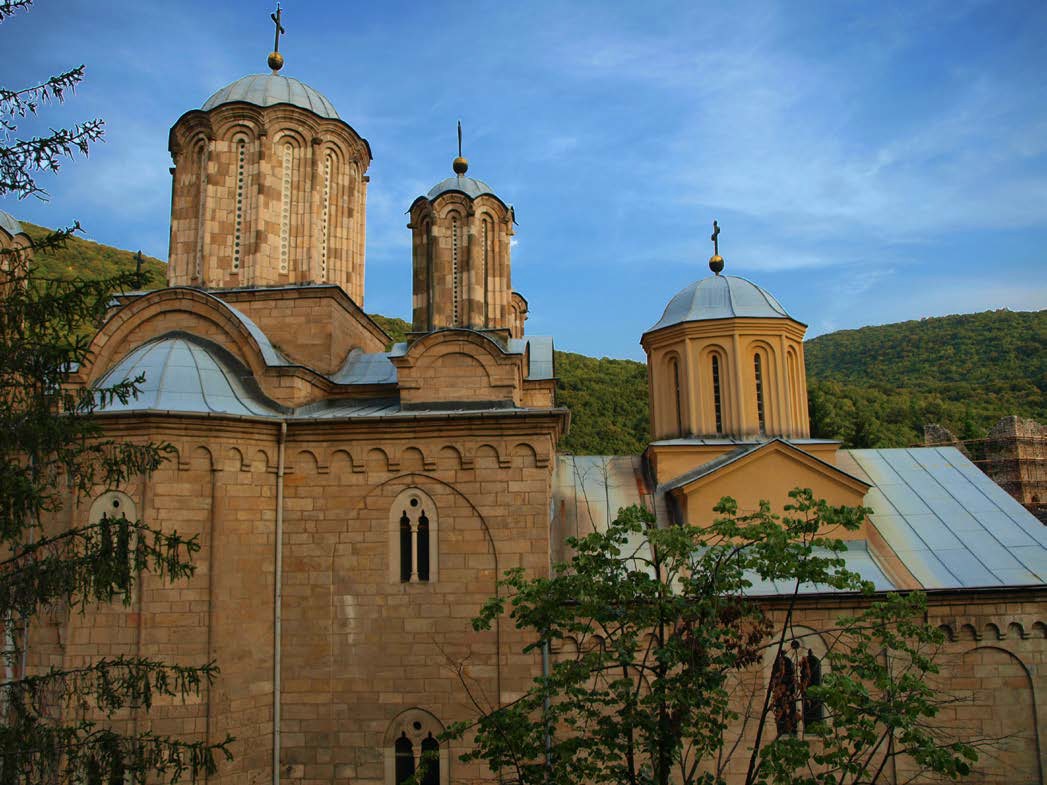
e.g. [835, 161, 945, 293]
[271, 3, 286, 53]
[711, 220, 720, 256]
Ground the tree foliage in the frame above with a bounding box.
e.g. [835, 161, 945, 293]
[1, 3, 231, 781]
[449, 494, 978, 785]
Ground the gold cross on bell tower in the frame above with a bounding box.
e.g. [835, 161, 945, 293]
[268, 3, 286, 72]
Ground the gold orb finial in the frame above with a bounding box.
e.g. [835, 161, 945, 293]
[268, 51, 284, 72]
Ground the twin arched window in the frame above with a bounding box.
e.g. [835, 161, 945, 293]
[770, 642, 824, 736]
[391, 489, 438, 584]
[385, 709, 447, 785]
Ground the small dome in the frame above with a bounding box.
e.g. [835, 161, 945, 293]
[95, 334, 280, 417]
[202, 73, 339, 119]
[427, 174, 497, 201]
[0, 209, 25, 238]
[646, 275, 793, 334]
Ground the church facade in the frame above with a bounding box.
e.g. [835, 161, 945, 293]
[4, 32, 1045, 785]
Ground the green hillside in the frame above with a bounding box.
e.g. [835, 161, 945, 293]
[20, 222, 167, 290]
[12, 220, 1043, 453]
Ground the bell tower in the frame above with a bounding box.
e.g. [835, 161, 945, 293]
[407, 126, 517, 336]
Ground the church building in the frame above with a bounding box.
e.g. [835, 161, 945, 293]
[3, 18, 1044, 785]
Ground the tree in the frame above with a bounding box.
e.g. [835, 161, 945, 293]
[1, 2, 231, 782]
[448, 492, 980, 785]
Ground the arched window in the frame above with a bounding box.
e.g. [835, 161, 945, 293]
[394, 734, 414, 785]
[754, 353, 766, 435]
[384, 709, 448, 785]
[390, 488, 438, 584]
[711, 355, 723, 434]
[669, 357, 683, 436]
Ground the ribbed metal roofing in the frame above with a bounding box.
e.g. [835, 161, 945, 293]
[646, 275, 792, 334]
[95, 334, 282, 417]
[202, 74, 339, 119]
[0, 209, 24, 238]
[841, 447, 1047, 589]
[426, 174, 497, 200]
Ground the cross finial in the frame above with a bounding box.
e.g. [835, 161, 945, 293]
[268, 3, 286, 72]
[271, 3, 286, 52]
[452, 120, 469, 175]
[709, 219, 724, 274]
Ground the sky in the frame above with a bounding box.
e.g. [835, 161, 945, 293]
[2, 0, 1045, 361]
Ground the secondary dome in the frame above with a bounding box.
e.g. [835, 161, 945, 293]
[427, 174, 498, 201]
[95, 334, 281, 417]
[646, 274, 792, 334]
[0, 209, 24, 238]
[202, 73, 339, 119]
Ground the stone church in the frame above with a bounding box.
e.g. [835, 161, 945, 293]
[1, 26, 1045, 785]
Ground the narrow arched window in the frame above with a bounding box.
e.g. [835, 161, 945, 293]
[481, 217, 491, 326]
[416, 512, 430, 582]
[451, 215, 461, 326]
[320, 152, 333, 282]
[399, 512, 412, 583]
[754, 353, 767, 435]
[711, 355, 723, 434]
[670, 358, 683, 436]
[279, 142, 294, 274]
[394, 734, 415, 785]
[800, 649, 823, 728]
[232, 138, 247, 273]
[194, 142, 209, 281]
[420, 734, 440, 785]
[770, 651, 798, 736]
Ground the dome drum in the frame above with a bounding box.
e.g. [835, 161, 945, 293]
[168, 76, 371, 303]
[643, 275, 810, 442]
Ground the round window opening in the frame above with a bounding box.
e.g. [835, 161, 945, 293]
[410, 498, 419, 508]
[112, 499, 121, 509]
[412, 721, 422, 731]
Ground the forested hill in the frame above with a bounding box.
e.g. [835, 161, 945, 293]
[13, 221, 1044, 452]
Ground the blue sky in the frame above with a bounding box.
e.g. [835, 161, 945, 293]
[2, 0, 1045, 360]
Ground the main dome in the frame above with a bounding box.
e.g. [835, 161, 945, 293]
[202, 74, 339, 119]
[646, 274, 793, 334]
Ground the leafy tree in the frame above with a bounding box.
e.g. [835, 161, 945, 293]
[449, 493, 979, 785]
[1, 2, 231, 782]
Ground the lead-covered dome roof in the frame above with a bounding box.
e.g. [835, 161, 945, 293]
[95, 334, 282, 417]
[202, 73, 339, 119]
[427, 174, 498, 200]
[0, 209, 25, 238]
[646, 275, 793, 334]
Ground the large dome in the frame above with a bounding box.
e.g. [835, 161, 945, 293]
[202, 73, 339, 119]
[646, 274, 793, 334]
